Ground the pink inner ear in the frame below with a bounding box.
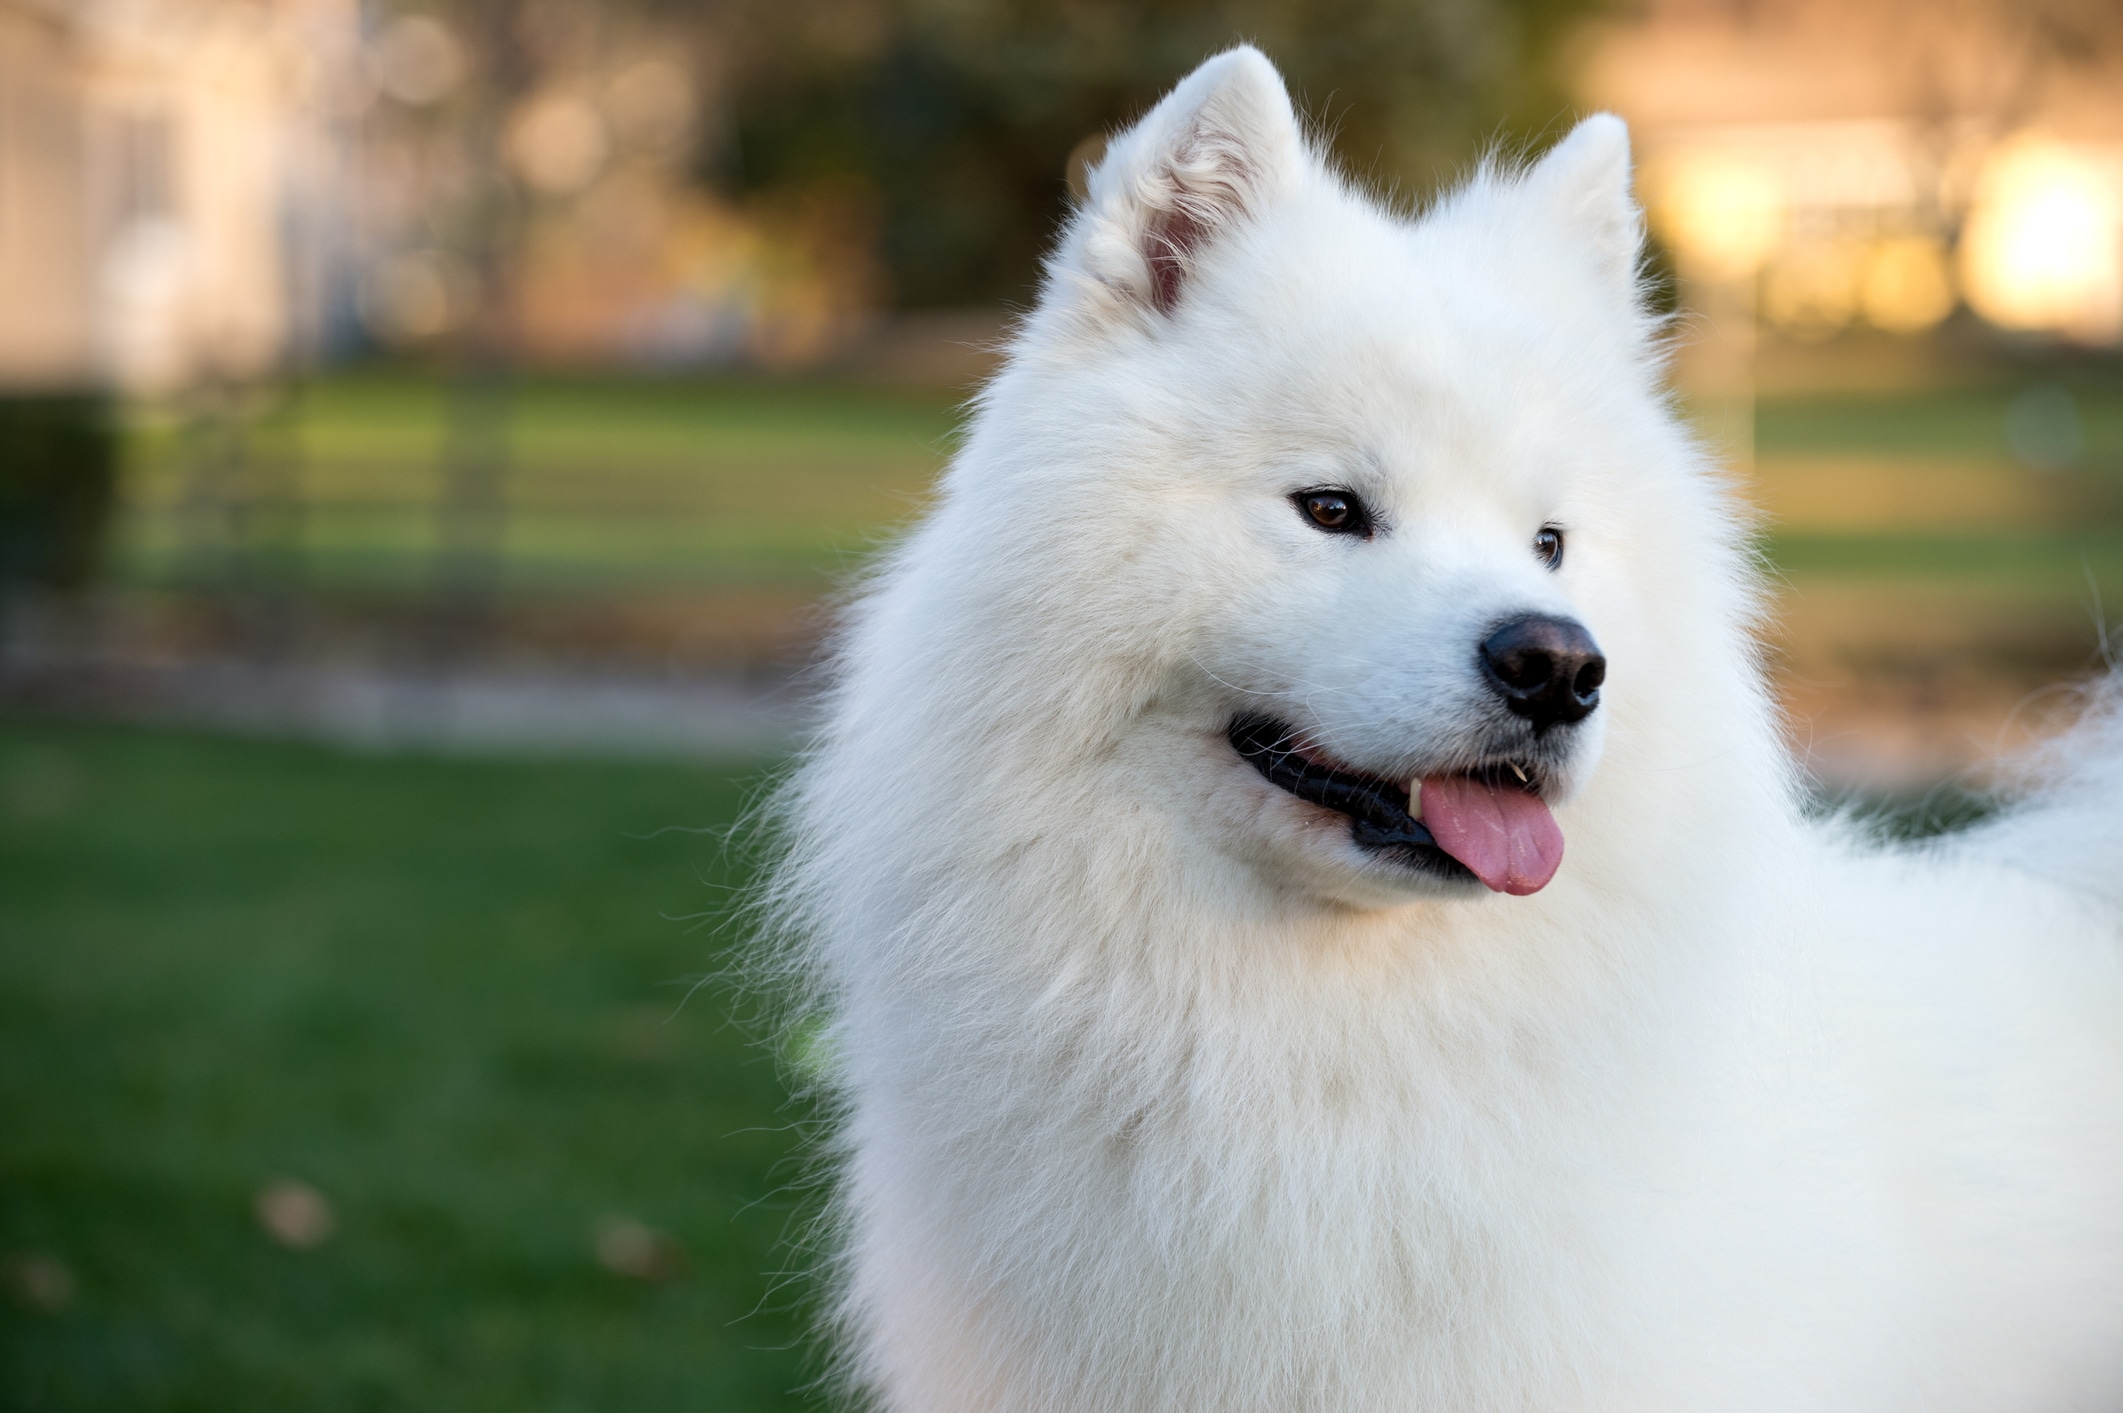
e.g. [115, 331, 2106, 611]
[1145, 203, 1212, 314]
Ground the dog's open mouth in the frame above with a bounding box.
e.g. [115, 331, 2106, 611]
[1228, 717, 1565, 895]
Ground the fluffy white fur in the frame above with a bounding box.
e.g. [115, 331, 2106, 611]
[766, 47, 2123, 1411]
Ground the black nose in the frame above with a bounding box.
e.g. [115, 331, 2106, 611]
[1479, 614, 1605, 730]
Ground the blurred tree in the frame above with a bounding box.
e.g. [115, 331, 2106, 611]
[715, 0, 1614, 306]
[370, 0, 1611, 311]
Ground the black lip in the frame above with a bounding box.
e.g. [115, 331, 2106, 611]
[1227, 717, 1477, 883]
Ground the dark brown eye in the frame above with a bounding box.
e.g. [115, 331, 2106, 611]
[1534, 525, 1565, 569]
[1295, 489, 1371, 536]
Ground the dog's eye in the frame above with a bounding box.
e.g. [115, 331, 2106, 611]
[1534, 526, 1565, 570]
[1296, 489, 1371, 536]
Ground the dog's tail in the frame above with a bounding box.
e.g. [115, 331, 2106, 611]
[1952, 670, 2123, 911]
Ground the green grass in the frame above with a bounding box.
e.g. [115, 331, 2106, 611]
[1755, 379, 2123, 463]
[1765, 528, 2123, 583]
[117, 373, 963, 596]
[1749, 378, 2123, 596]
[0, 721, 821, 1412]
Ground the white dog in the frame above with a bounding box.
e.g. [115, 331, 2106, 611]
[766, 47, 2123, 1411]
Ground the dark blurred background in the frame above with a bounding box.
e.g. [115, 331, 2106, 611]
[4, 1, 2123, 1407]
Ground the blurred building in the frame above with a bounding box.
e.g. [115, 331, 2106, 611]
[0, 0, 357, 395]
[0, 0, 888, 394]
[1580, 0, 2123, 347]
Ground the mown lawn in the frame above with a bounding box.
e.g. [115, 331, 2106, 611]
[1754, 378, 2123, 462]
[1753, 376, 2123, 598]
[0, 721, 819, 1412]
[1746, 376, 2123, 686]
[117, 374, 963, 596]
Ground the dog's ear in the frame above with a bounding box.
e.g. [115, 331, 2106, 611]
[1519, 114, 1643, 300]
[1070, 46, 1306, 317]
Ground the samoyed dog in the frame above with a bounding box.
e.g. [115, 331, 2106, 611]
[766, 46, 2123, 1412]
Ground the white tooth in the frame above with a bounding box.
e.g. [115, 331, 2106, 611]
[1406, 779, 1423, 818]
[1509, 762, 1529, 783]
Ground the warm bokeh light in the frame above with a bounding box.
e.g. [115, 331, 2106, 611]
[1761, 240, 1860, 339]
[369, 13, 462, 109]
[507, 91, 610, 197]
[1758, 236, 1958, 340]
[357, 248, 471, 344]
[1651, 144, 1963, 339]
[1859, 236, 1956, 333]
[1649, 153, 1785, 279]
[1959, 136, 2123, 345]
[605, 59, 696, 156]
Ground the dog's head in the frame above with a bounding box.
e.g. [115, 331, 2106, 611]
[922, 48, 1769, 911]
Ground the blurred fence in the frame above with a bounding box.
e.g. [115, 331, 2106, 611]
[1, 281, 2121, 789]
[0, 367, 965, 755]
[117, 375, 955, 601]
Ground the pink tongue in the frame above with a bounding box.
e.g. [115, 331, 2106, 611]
[1418, 776, 1565, 896]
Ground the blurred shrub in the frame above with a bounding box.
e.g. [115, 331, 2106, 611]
[0, 396, 118, 591]
[716, 0, 1608, 306]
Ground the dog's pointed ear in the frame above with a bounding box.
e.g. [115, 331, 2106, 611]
[1520, 114, 1643, 299]
[1070, 46, 1306, 317]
